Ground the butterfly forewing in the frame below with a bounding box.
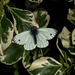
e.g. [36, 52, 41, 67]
[14, 31, 30, 45]
[38, 28, 57, 40]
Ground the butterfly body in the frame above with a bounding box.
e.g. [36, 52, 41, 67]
[14, 27, 57, 50]
[30, 27, 38, 44]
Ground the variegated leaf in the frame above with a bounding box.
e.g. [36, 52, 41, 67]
[33, 8, 50, 27]
[29, 0, 43, 4]
[22, 50, 31, 69]
[1, 0, 10, 6]
[56, 26, 71, 59]
[64, 0, 73, 2]
[7, 6, 39, 34]
[56, 26, 75, 57]
[72, 29, 75, 45]
[0, 6, 4, 55]
[28, 57, 62, 75]
[0, 6, 4, 20]
[25, 0, 40, 9]
[0, 43, 24, 65]
[67, 8, 75, 25]
[22, 48, 43, 69]
[1, 16, 14, 51]
[57, 26, 71, 48]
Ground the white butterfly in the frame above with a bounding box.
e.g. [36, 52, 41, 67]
[14, 27, 57, 50]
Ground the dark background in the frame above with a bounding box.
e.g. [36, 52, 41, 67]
[0, 0, 74, 75]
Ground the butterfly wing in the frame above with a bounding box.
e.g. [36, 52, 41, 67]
[14, 31, 30, 45]
[38, 28, 57, 40]
[24, 35, 36, 50]
[36, 33, 49, 48]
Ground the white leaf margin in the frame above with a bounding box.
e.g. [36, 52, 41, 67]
[7, 6, 39, 34]
[29, 0, 43, 4]
[1, 17, 14, 51]
[67, 8, 75, 25]
[33, 9, 50, 28]
[28, 57, 62, 75]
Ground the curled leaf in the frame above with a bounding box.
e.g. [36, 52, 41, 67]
[58, 26, 71, 48]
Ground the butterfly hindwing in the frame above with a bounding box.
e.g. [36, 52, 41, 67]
[24, 35, 36, 50]
[36, 33, 49, 48]
[14, 31, 30, 45]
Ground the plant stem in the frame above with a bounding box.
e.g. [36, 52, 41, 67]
[13, 63, 20, 75]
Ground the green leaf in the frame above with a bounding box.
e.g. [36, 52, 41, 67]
[7, 6, 39, 34]
[29, 0, 43, 4]
[28, 57, 62, 75]
[43, 48, 50, 56]
[0, 43, 24, 65]
[1, 0, 10, 6]
[22, 50, 31, 69]
[0, 20, 2, 55]
[65, 64, 75, 75]
[0, 6, 4, 20]
[33, 8, 50, 27]
[68, 46, 75, 55]
[0, 16, 13, 55]
[25, 0, 40, 9]
[22, 48, 43, 69]
[1, 16, 14, 51]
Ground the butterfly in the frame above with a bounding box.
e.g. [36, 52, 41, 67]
[14, 26, 57, 50]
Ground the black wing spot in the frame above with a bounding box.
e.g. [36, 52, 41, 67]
[50, 33, 52, 35]
[18, 39, 20, 41]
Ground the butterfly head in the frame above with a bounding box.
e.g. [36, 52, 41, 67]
[31, 26, 37, 30]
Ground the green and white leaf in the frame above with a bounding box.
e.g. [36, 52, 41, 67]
[1, 0, 10, 6]
[56, 26, 71, 59]
[1, 16, 14, 51]
[22, 48, 43, 69]
[68, 46, 75, 55]
[25, 0, 40, 9]
[33, 8, 50, 27]
[28, 57, 62, 75]
[0, 6, 4, 20]
[56, 26, 75, 56]
[22, 50, 31, 69]
[57, 26, 71, 49]
[64, 0, 73, 2]
[7, 6, 39, 34]
[67, 8, 75, 25]
[29, 0, 43, 4]
[72, 29, 75, 45]
[0, 6, 4, 55]
[0, 43, 24, 65]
